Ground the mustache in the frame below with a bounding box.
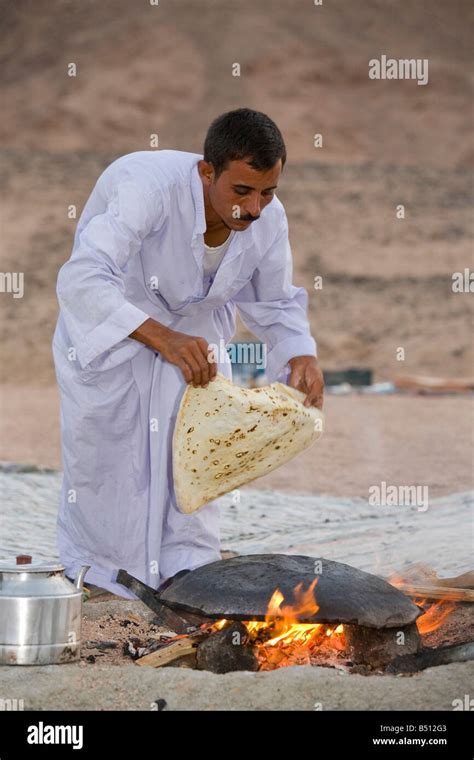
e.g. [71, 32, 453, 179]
[240, 214, 259, 222]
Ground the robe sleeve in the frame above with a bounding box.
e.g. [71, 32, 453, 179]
[232, 208, 317, 384]
[56, 178, 163, 371]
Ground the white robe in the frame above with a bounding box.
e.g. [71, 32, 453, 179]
[52, 149, 317, 598]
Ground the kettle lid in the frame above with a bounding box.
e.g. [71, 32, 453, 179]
[0, 554, 64, 574]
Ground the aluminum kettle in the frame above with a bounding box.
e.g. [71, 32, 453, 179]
[0, 554, 90, 665]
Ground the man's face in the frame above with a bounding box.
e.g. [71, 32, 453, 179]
[199, 157, 282, 231]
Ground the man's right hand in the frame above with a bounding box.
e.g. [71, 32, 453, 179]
[129, 318, 217, 388]
[158, 329, 217, 387]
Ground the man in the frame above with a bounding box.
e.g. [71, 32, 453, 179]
[52, 108, 324, 599]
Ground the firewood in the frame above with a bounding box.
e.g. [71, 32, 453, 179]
[386, 566, 474, 601]
[389, 583, 474, 602]
[135, 631, 206, 668]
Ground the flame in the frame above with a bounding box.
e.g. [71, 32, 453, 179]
[204, 579, 346, 669]
[415, 598, 457, 634]
[201, 566, 460, 670]
[259, 579, 320, 645]
[388, 568, 458, 635]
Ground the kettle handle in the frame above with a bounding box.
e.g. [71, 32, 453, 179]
[75, 565, 91, 591]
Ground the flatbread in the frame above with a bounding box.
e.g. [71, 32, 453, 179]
[173, 372, 324, 514]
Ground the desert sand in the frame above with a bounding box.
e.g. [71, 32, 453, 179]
[0, 0, 472, 493]
[1, 385, 472, 499]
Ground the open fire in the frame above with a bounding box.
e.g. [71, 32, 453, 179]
[116, 556, 473, 675]
[204, 579, 346, 669]
[197, 576, 457, 671]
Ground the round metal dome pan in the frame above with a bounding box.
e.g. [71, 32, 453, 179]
[158, 554, 422, 628]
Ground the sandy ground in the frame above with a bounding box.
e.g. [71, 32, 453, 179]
[1, 649, 472, 711]
[1, 385, 472, 499]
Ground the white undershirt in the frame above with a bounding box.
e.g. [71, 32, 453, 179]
[203, 230, 236, 278]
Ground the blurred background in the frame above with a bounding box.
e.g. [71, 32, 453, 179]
[0, 0, 472, 496]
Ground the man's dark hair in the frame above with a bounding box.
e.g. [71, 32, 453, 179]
[203, 108, 286, 179]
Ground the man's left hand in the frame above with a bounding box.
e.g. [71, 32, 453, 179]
[287, 355, 324, 409]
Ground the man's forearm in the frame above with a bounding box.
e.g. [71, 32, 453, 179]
[129, 317, 172, 352]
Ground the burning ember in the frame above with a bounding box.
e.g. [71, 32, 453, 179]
[202, 578, 347, 669]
